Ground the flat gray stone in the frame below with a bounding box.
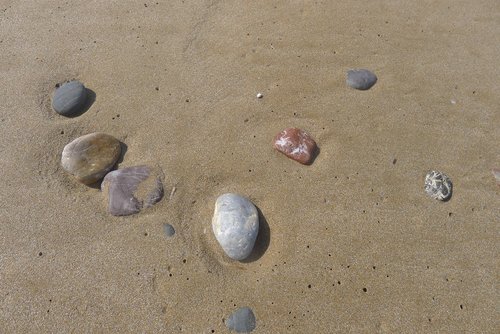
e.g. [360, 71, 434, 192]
[212, 193, 259, 261]
[346, 69, 377, 90]
[101, 165, 164, 216]
[226, 307, 256, 333]
[61, 133, 121, 185]
[52, 80, 87, 116]
[163, 223, 175, 237]
[424, 170, 452, 201]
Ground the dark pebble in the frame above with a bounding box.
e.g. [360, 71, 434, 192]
[52, 80, 87, 116]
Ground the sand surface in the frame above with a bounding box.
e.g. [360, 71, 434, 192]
[0, 0, 499, 332]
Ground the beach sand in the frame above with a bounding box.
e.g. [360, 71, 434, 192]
[0, 0, 499, 332]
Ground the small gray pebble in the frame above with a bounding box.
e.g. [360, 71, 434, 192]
[226, 307, 256, 333]
[52, 80, 87, 116]
[425, 170, 452, 201]
[346, 69, 377, 90]
[163, 224, 175, 237]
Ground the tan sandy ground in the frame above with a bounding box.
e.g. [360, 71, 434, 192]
[0, 0, 499, 333]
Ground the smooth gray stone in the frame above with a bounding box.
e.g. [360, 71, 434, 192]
[346, 69, 377, 90]
[163, 223, 175, 237]
[424, 170, 452, 201]
[212, 193, 259, 261]
[226, 307, 256, 333]
[101, 165, 164, 216]
[52, 80, 87, 116]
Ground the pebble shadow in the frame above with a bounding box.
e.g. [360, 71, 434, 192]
[116, 142, 128, 165]
[442, 191, 452, 202]
[241, 206, 270, 263]
[302, 145, 320, 165]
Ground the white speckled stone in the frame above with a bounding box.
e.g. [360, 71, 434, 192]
[273, 127, 317, 165]
[212, 193, 259, 261]
[424, 170, 452, 201]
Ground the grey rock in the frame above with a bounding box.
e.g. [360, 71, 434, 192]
[52, 80, 87, 116]
[101, 165, 164, 216]
[212, 193, 259, 261]
[346, 69, 377, 90]
[163, 223, 175, 237]
[424, 170, 452, 201]
[226, 307, 256, 333]
[61, 133, 121, 185]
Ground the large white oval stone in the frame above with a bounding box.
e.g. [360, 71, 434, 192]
[212, 193, 259, 261]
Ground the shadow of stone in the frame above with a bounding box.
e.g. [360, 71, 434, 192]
[65, 88, 96, 118]
[116, 141, 128, 165]
[442, 187, 453, 202]
[240, 206, 270, 263]
[307, 145, 320, 165]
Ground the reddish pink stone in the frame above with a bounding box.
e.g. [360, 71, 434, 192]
[273, 128, 317, 165]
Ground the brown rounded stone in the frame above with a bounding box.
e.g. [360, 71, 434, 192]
[61, 133, 121, 185]
[273, 127, 317, 165]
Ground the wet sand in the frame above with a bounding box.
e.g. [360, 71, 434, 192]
[0, 1, 499, 332]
